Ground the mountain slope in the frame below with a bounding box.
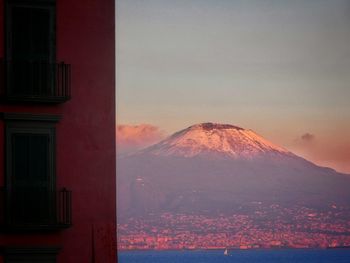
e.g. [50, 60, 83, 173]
[117, 123, 350, 219]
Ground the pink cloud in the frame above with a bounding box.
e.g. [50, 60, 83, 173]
[290, 133, 350, 174]
[117, 124, 165, 154]
[310, 144, 350, 175]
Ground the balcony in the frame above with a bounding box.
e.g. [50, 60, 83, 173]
[0, 60, 71, 103]
[0, 187, 72, 231]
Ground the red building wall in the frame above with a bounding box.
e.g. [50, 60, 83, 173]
[0, 0, 116, 262]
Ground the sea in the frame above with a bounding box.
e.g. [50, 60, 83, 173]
[118, 249, 350, 263]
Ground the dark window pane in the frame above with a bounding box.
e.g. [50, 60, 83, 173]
[7, 4, 56, 98]
[12, 7, 51, 61]
[11, 134, 53, 225]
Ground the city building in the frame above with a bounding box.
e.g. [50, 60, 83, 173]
[0, 0, 116, 262]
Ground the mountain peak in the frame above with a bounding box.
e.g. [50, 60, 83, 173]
[139, 122, 291, 159]
[188, 123, 244, 131]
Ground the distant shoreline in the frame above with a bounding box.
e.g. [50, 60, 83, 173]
[117, 247, 350, 252]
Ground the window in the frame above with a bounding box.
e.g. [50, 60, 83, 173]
[3, 247, 60, 263]
[4, 0, 71, 102]
[1, 113, 71, 230]
[7, 1, 56, 63]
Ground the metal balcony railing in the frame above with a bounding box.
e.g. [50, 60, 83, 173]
[0, 187, 72, 231]
[0, 60, 71, 103]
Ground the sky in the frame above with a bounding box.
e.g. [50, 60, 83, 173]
[116, 0, 350, 173]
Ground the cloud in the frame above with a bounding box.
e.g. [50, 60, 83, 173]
[117, 124, 165, 154]
[290, 133, 350, 174]
[301, 133, 315, 142]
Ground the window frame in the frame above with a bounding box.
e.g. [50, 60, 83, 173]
[1, 0, 72, 104]
[3, 113, 61, 227]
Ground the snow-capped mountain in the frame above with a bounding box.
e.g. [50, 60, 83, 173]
[139, 123, 291, 158]
[118, 123, 350, 219]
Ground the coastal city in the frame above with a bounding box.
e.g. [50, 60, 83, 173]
[118, 204, 350, 250]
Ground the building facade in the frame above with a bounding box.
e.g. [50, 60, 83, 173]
[0, 0, 116, 262]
